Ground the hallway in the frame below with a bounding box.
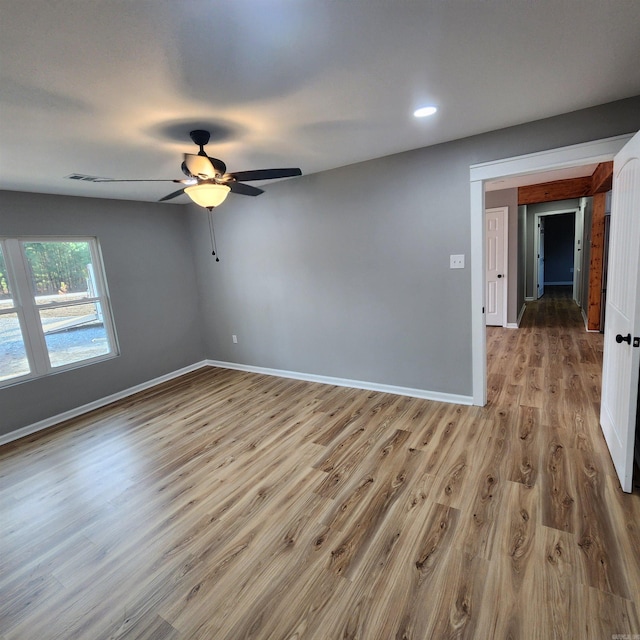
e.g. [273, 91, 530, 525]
[487, 285, 602, 416]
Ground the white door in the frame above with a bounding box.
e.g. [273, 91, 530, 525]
[600, 130, 640, 493]
[573, 204, 584, 306]
[485, 207, 508, 326]
[537, 216, 545, 299]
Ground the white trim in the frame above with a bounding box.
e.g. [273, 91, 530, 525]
[469, 133, 633, 406]
[534, 213, 543, 299]
[522, 203, 528, 303]
[581, 307, 600, 332]
[206, 360, 473, 406]
[506, 323, 519, 329]
[0, 361, 208, 446]
[0, 359, 475, 446]
[470, 180, 487, 405]
[470, 134, 634, 182]
[517, 302, 527, 326]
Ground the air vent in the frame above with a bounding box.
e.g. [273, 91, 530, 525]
[65, 174, 107, 182]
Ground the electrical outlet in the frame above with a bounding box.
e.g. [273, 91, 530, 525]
[450, 254, 465, 269]
[232, 334, 238, 344]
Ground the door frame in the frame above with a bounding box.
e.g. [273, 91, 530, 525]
[469, 133, 633, 406]
[573, 200, 585, 307]
[485, 206, 509, 327]
[536, 214, 545, 299]
[532, 208, 579, 300]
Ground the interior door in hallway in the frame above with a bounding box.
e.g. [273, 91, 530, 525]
[600, 129, 640, 493]
[537, 216, 545, 298]
[485, 207, 508, 326]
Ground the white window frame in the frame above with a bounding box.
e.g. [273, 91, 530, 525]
[0, 236, 118, 387]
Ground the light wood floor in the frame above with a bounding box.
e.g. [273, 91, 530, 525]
[1, 292, 639, 639]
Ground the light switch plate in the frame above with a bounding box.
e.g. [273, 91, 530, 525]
[450, 254, 465, 269]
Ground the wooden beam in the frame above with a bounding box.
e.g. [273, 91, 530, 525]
[591, 161, 613, 194]
[587, 192, 607, 331]
[518, 176, 592, 205]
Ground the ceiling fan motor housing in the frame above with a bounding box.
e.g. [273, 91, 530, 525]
[189, 129, 211, 147]
[185, 130, 227, 178]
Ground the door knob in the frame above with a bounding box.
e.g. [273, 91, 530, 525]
[616, 333, 632, 345]
[497, 274, 503, 279]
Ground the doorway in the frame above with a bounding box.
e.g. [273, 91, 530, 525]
[473, 132, 640, 492]
[469, 134, 633, 405]
[532, 208, 579, 302]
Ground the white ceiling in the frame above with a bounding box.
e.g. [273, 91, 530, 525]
[2, 0, 640, 205]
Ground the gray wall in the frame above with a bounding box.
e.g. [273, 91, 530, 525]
[485, 188, 519, 325]
[190, 97, 640, 397]
[188, 148, 475, 395]
[0, 191, 204, 437]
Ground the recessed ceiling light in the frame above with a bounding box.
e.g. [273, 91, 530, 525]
[413, 106, 437, 118]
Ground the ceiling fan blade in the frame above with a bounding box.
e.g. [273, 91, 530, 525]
[158, 188, 187, 202]
[228, 181, 264, 196]
[93, 178, 186, 183]
[184, 153, 217, 180]
[228, 168, 302, 182]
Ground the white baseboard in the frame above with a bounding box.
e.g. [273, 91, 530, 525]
[581, 307, 600, 332]
[506, 323, 519, 329]
[0, 361, 209, 446]
[2, 360, 474, 446]
[206, 360, 473, 406]
[517, 302, 527, 327]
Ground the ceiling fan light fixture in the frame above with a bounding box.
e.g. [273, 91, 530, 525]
[185, 183, 230, 209]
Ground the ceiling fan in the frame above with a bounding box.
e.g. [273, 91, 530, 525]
[94, 129, 302, 210]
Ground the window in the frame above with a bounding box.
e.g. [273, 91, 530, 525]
[0, 238, 118, 386]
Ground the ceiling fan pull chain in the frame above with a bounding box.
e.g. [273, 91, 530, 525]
[208, 209, 220, 262]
